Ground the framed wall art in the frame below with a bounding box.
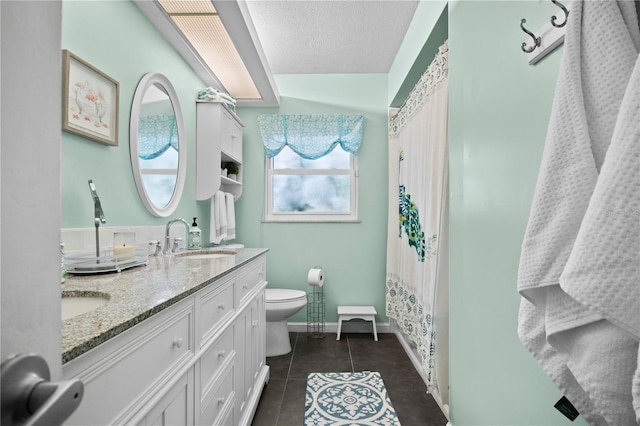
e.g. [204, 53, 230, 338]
[62, 50, 119, 146]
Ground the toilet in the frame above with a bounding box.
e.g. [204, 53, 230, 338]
[265, 288, 307, 357]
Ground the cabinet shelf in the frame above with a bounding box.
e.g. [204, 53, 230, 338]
[221, 175, 241, 186]
[221, 151, 240, 164]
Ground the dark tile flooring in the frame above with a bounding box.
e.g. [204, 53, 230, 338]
[252, 332, 448, 426]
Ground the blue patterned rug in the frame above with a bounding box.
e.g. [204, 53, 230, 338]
[305, 371, 401, 425]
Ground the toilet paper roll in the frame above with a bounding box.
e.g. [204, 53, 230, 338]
[307, 268, 324, 287]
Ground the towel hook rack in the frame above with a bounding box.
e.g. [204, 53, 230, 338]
[551, 0, 569, 27]
[520, 19, 541, 53]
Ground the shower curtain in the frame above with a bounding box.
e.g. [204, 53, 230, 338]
[386, 41, 449, 401]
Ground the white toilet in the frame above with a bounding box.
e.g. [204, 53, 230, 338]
[265, 288, 307, 357]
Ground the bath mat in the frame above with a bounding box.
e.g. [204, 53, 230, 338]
[305, 371, 401, 425]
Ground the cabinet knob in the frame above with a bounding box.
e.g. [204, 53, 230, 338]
[172, 337, 183, 348]
[217, 397, 225, 405]
[242, 284, 248, 290]
[218, 303, 225, 310]
[252, 320, 258, 328]
[218, 350, 226, 358]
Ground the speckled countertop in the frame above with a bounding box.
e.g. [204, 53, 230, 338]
[61, 247, 268, 364]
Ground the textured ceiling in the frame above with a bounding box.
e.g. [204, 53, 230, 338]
[244, 0, 420, 74]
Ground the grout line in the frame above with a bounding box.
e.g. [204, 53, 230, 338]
[286, 332, 298, 380]
[275, 332, 298, 426]
[346, 334, 355, 372]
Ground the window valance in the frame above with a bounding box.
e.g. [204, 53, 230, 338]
[138, 115, 179, 160]
[258, 114, 364, 159]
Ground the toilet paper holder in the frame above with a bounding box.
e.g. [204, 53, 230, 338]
[307, 266, 325, 339]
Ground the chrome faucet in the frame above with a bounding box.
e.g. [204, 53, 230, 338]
[88, 180, 106, 261]
[164, 218, 190, 254]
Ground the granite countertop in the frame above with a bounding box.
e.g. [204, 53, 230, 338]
[61, 247, 268, 364]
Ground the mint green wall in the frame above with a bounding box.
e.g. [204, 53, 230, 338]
[446, 1, 587, 425]
[236, 74, 389, 322]
[62, 1, 209, 234]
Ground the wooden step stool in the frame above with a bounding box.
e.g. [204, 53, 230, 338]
[336, 305, 378, 341]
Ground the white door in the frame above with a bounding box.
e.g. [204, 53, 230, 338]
[1, 0, 68, 420]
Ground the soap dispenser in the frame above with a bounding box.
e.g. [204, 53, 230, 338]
[188, 217, 202, 250]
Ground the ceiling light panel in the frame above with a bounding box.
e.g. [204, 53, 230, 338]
[158, 0, 261, 99]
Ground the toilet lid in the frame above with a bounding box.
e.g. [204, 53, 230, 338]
[266, 288, 307, 302]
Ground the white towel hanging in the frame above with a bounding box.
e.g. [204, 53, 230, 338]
[225, 192, 236, 240]
[209, 191, 227, 244]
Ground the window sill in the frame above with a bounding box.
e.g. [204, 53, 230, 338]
[262, 218, 361, 224]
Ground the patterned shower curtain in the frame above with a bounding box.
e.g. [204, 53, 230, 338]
[386, 41, 448, 396]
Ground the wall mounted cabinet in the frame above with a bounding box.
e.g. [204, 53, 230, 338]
[196, 102, 244, 201]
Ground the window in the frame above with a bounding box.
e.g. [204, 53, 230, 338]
[139, 148, 178, 208]
[137, 114, 180, 209]
[259, 114, 363, 222]
[266, 146, 358, 222]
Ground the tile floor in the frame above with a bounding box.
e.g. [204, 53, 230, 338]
[252, 332, 448, 426]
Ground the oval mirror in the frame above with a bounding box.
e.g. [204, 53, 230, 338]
[130, 73, 186, 217]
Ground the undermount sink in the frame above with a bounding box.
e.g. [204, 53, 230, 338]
[175, 249, 236, 260]
[62, 291, 110, 321]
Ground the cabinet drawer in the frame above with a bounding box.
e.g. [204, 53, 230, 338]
[237, 259, 265, 304]
[64, 301, 194, 425]
[200, 325, 235, 398]
[200, 363, 235, 426]
[201, 278, 235, 345]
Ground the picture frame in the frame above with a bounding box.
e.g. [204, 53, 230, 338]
[62, 50, 119, 146]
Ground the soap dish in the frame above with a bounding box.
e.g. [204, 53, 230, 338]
[66, 248, 148, 275]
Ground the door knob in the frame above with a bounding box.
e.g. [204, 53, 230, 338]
[1, 353, 83, 426]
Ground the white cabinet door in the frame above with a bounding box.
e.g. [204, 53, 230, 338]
[237, 288, 266, 421]
[249, 290, 266, 388]
[144, 369, 194, 426]
[196, 102, 244, 200]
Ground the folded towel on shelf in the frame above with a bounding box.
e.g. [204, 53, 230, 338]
[225, 192, 236, 240]
[210, 191, 227, 244]
[197, 87, 236, 110]
[517, 1, 640, 424]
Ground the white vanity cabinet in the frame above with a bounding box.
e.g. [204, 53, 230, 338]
[63, 296, 196, 425]
[196, 102, 244, 201]
[62, 254, 268, 426]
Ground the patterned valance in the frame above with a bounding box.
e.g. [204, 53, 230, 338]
[138, 115, 179, 160]
[257, 114, 364, 159]
[389, 41, 448, 138]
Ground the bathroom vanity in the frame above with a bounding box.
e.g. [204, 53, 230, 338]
[61, 248, 268, 426]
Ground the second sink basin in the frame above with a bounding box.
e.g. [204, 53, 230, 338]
[62, 292, 110, 321]
[175, 249, 236, 260]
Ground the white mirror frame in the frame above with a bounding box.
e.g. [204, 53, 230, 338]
[130, 73, 187, 217]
